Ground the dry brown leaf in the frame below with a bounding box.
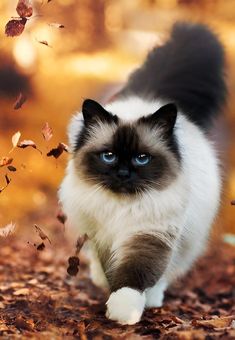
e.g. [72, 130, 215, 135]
[34, 224, 51, 244]
[42, 122, 53, 141]
[192, 316, 235, 330]
[0, 175, 11, 193]
[5, 174, 11, 185]
[17, 140, 42, 154]
[7, 165, 17, 172]
[75, 234, 88, 256]
[14, 92, 27, 110]
[47, 142, 69, 159]
[0, 157, 13, 167]
[16, 0, 33, 18]
[5, 18, 27, 37]
[67, 234, 88, 277]
[13, 288, 30, 296]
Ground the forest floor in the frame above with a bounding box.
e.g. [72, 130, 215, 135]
[0, 213, 234, 340]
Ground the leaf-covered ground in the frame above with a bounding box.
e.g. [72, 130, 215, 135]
[0, 225, 234, 340]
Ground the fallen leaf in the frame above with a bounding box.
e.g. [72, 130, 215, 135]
[16, 0, 33, 18]
[47, 142, 69, 159]
[12, 131, 21, 148]
[14, 92, 27, 110]
[34, 224, 51, 244]
[5, 18, 27, 37]
[7, 165, 17, 172]
[17, 140, 42, 154]
[0, 222, 16, 237]
[15, 316, 34, 331]
[48, 22, 65, 29]
[13, 288, 30, 296]
[42, 122, 53, 141]
[192, 316, 235, 330]
[0, 157, 13, 167]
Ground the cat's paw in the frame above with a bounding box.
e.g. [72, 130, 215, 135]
[106, 287, 146, 325]
[145, 280, 166, 308]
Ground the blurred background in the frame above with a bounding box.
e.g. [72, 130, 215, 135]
[0, 0, 234, 236]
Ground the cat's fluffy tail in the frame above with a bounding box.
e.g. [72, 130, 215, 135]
[121, 22, 227, 130]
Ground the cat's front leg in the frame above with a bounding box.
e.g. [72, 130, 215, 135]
[105, 232, 173, 325]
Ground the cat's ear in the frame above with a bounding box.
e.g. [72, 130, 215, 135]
[82, 99, 116, 126]
[143, 103, 177, 136]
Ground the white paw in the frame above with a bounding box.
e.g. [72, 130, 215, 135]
[106, 287, 146, 325]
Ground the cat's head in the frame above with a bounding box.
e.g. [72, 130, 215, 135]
[71, 98, 181, 195]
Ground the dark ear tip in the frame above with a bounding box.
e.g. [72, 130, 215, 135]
[164, 103, 177, 113]
[82, 98, 96, 110]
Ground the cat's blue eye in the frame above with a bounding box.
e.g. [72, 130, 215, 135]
[133, 153, 151, 166]
[100, 152, 117, 164]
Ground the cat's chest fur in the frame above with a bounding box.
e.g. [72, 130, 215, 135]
[61, 160, 188, 251]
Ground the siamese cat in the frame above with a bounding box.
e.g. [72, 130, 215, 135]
[59, 23, 226, 324]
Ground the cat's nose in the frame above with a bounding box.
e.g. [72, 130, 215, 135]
[117, 168, 130, 178]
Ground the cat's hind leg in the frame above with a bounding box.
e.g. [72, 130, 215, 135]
[145, 278, 168, 308]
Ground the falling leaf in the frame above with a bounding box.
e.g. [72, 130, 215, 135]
[37, 242, 45, 251]
[67, 234, 88, 276]
[0, 175, 11, 193]
[56, 209, 67, 225]
[14, 93, 27, 110]
[7, 165, 17, 172]
[0, 157, 13, 167]
[48, 22, 65, 29]
[36, 39, 52, 48]
[0, 222, 16, 237]
[16, 0, 33, 17]
[12, 131, 21, 148]
[42, 122, 53, 141]
[34, 224, 51, 244]
[75, 234, 88, 256]
[5, 18, 27, 37]
[67, 256, 80, 276]
[5, 174, 11, 185]
[17, 140, 42, 154]
[47, 142, 69, 159]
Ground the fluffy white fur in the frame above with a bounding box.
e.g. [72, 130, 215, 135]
[59, 96, 221, 324]
[106, 288, 146, 325]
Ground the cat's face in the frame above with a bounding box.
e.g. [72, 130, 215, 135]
[73, 99, 181, 195]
